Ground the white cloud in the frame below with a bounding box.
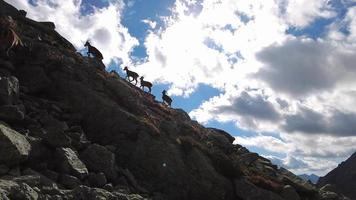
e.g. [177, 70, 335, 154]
[7, 0, 139, 65]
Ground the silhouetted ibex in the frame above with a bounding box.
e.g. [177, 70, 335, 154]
[162, 90, 172, 107]
[124, 66, 139, 85]
[140, 76, 153, 93]
[0, 16, 23, 56]
[84, 41, 103, 60]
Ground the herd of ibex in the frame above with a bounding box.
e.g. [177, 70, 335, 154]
[0, 15, 173, 107]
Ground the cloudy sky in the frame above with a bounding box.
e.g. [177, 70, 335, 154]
[7, 0, 356, 176]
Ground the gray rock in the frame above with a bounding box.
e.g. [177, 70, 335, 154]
[80, 144, 117, 181]
[55, 148, 88, 179]
[13, 175, 41, 188]
[0, 179, 38, 200]
[16, 66, 51, 94]
[281, 185, 301, 200]
[0, 124, 31, 166]
[0, 76, 19, 105]
[59, 174, 81, 189]
[69, 185, 118, 200]
[0, 105, 25, 121]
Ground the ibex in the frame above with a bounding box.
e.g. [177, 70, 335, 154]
[0, 16, 23, 56]
[140, 76, 153, 93]
[162, 90, 172, 107]
[124, 66, 139, 85]
[84, 41, 103, 60]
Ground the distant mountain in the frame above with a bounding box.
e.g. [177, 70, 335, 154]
[299, 174, 319, 184]
[318, 152, 356, 199]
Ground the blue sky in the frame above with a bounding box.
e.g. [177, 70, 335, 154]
[8, 0, 356, 176]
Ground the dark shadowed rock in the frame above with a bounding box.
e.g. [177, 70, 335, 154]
[318, 152, 356, 200]
[87, 172, 107, 188]
[16, 66, 51, 94]
[59, 174, 81, 189]
[0, 123, 31, 166]
[0, 105, 25, 121]
[281, 185, 301, 200]
[80, 144, 116, 181]
[234, 178, 284, 200]
[55, 147, 88, 179]
[0, 76, 19, 105]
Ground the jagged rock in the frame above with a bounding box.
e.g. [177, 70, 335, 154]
[59, 174, 81, 189]
[55, 148, 88, 179]
[0, 124, 31, 166]
[320, 184, 337, 193]
[281, 185, 301, 200]
[13, 175, 41, 188]
[0, 105, 25, 121]
[0, 76, 19, 105]
[234, 178, 284, 200]
[0, 179, 38, 200]
[80, 144, 116, 181]
[279, 168, 317, 197]
[87, 172, 107, 188]
[69, 185, 117, 200]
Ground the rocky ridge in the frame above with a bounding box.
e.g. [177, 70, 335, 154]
[318, 152, 356, 200]
[0, 1, 351, 199]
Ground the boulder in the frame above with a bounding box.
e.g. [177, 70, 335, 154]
[87, 172, 107, 188]
[0, 76, 19, 105]
[281, 185, 301, 200]
[0, 124, 31, 166]
[59, 174, 81, 189]
[55, 148, 88, 179]
[69, 185, 117, 200]
[0, 179, 38, 200]
[0, 105, 25, 121]
[80, 144, 116, 181]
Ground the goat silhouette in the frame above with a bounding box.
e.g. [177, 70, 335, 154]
[124, 66, 139, 85]
[162, 90, 172, 107]
[140, 76, 153, 93]
[84, 41, 103, 60]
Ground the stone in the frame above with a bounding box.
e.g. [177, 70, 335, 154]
[13, 175, 41, 188]
[0, 105, 25, 121]
[88, 172, 107, 188]
[0, 124, 31, 166]
[16, 66, 51, 94]
[69, 185, 117, 200]
[80, 144, 116, 181]
[238, 152, 260, 165]
[0, 76, 19, 105]
[0, 179, 38, 200]
[234, 178, 284, 200]
[0, 165, 9, 175]
[59, 174, 81, 189]
[42, 127, 71, 148]
[281, 185, 301, 200]
[8, 167, 21, 176]
[55, 148, 88, 179]
[103, 183, 113, 192]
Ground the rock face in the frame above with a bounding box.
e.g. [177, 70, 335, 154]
[0, 123, 31, 166]
[318, 152, 356, 200]
[0, 1, 350, 200]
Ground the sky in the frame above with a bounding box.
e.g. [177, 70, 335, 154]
[7, 0, 356, 176]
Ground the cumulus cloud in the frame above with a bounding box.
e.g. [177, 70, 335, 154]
[7, 0, 139, 65]
[255, 38, 356, 97]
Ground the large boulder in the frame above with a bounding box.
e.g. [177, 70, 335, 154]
[0, 123, 31, 166]
[80, 144, 117, 181]
[0, 76, 19, 105]
[55, 147, 88, 179]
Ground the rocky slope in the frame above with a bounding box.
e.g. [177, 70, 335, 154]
[0, 1, 351, 199]
[318, 152, 356, 200]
